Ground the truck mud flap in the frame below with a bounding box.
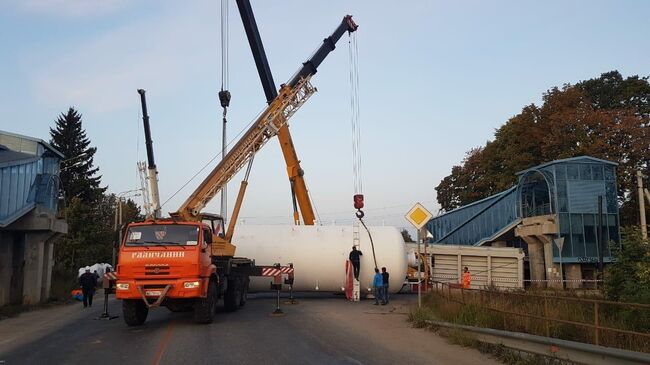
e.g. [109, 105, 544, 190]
[136, 284, 172, 308]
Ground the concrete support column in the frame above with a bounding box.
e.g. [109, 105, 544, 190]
[539, 236, 562, 289]
[517, 256, 524, 288]
[565, 264, 583, 289]
[521, 236, 546, 288]
[22, 233, 48, 305]
[41, 236, 57, 301]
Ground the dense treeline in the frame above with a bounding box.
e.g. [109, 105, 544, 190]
[435, 71, 650, 227]
[50, 108, 141, 277]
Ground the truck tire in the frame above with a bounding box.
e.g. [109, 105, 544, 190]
[123, 299, 148, 326]
[194, 279, 217, 324]
[224, 277, 240, 312]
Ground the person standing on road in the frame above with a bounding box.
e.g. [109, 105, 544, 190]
[462, 267, 471, 289]
[372, 268, 383, 305]
[381, 267, 390, 305]
[349, 246, 363, 280]
[79, 268, 97, 308]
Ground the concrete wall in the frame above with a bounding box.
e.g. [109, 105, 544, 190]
[0, 232, 13, 306]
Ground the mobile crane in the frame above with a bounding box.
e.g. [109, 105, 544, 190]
[115, 8, 358, 325]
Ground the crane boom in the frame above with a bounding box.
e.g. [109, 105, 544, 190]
[172, 76, 316, 221]
[236, 0, 358, 225]
[137, 89, 162, 218]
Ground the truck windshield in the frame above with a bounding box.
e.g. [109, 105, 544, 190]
[125, 225, 200, 246]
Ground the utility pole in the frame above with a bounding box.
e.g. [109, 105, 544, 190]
[113, 189, 141, 267]
[638, 170, 647, 240]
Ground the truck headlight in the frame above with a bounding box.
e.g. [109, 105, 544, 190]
[184, 281, 200, 289]
[116, 283, 129, 290]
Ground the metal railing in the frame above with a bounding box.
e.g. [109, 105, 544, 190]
[430, 280, 650, 353]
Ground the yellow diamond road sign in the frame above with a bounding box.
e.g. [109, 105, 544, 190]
[405, 203, 433, 230]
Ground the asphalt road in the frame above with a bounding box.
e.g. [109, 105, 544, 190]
[0, 293, 499, 365]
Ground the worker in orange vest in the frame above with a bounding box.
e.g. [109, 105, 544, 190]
[462, 267, 471, 289]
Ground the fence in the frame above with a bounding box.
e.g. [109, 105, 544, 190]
[430, 280, 650, 353]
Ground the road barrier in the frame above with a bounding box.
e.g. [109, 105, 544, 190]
[426, 319, 650, 365]
[430, 280, 650, 353]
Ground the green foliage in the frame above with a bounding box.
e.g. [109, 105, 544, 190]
[50, 107, 142, 274]
[407, 306, 435, 327]
[424, 289, 649, 352]
[50, 107, 106, 204]
[605, 227, 650, 305]
[435, 70, 650, 227]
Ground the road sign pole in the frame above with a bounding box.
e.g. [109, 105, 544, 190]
[417, 228, 421, 308]
[405, 202, 433, 309]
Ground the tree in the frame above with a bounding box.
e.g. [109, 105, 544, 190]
[50, 107, 106, 204]
[435, 71, 650, 226]
[605, 228, 650, 320]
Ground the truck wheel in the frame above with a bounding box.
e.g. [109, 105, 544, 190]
[194, 279, 217, 324]
[224, 278, 240, 312]
[123, 300, 148, 326]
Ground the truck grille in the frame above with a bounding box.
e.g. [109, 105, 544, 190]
[144, 265, 170, 276]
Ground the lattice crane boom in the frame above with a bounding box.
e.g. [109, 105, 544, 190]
[171, 76, 316, 222]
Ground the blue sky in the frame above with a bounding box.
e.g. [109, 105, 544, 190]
[1, 0, 648, 232]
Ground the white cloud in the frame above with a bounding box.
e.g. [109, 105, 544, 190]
[28, 1, 217, 113]
[18, 0, 130, 18]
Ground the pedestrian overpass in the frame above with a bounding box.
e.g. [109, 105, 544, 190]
[0, 130, 67, 305]
[427, 156, 620, 287]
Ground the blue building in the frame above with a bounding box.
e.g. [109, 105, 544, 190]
[427, 156, 619, 287]
[0, 130, 67, 305]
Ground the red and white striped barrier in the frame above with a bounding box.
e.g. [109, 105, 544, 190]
[261, 268, 282, 276]
[261, 266, 294, 277]
[104, 272, 117, 281]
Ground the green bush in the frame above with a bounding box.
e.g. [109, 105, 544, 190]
[605, 227, 650, 304]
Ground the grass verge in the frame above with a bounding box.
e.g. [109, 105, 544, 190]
[414, 289, 649, 353]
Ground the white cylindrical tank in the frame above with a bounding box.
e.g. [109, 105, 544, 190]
[233, 225, 407, 294]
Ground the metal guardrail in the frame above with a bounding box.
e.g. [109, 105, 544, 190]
[426, 319, 650, 365]
[430, 280, 650, 353]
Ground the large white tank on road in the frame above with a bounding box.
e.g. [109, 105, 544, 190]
[232, 225, 407, 294]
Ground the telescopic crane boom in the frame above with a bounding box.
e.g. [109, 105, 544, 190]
[172, 12, 357, 239]
[236, 0, 358, 225]
[137, 89, 162, 218]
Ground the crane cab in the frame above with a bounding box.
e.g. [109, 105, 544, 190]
[199, 213, 237, 257]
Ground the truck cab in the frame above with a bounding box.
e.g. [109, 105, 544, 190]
[115, 215, 247, 325]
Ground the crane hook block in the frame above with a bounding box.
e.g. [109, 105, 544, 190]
[353, 194, 364, 210]
[355, 209, 364, 219]
[219, 90, 231, 108]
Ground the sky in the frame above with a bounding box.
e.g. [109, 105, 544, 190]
[1, 0, 649, 234]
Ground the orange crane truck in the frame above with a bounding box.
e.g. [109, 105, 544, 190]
[115, 8, 358, 326]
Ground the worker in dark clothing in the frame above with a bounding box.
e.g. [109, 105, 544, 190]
[381, 267, 390, 305]
[79, 268, 97, 308]
[349, 246, 363, 280]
